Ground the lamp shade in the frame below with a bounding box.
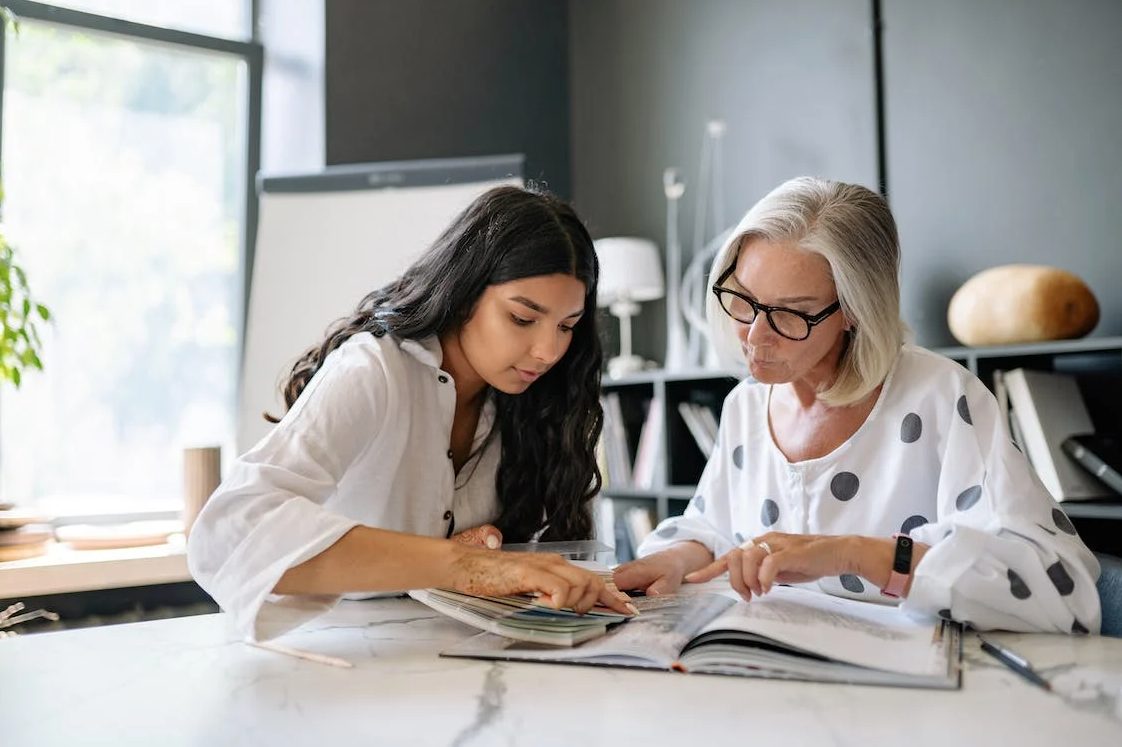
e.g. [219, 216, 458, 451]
[594, 237, 664, 307]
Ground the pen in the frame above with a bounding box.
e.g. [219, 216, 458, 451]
[248, 640, 354, 669]
[977, 634, 1051, 691]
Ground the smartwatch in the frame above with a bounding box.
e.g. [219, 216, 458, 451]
[881, 533, 913, 598]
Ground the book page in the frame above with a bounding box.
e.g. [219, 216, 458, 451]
[692, 585, 944, 677]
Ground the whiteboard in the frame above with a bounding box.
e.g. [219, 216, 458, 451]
[238, 155, 524, 453]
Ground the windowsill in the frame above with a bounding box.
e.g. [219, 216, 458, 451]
[0, 536, 191, 599]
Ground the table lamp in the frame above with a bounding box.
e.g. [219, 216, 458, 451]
[594, 237, 664, 379]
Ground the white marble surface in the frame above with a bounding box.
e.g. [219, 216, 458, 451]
[2, 597, 1121, 747]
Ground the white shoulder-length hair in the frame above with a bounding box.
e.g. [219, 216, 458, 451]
[706, 176, 908, 407]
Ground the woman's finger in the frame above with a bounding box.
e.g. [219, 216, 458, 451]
[597, 585, 638, 615]
[645, 574, 680, 596]
[562, 575, 593, 611]
[613, 561, 663, 592]
[520, 565, 571, 609]
[452, 525, 502, 548]
[480, 525, 503, 549]
[684, 555, 728, 583]
[741, 545, 768, 597]
[572, 580, 602, 614]
[758, 551, 783, 594]
[727, 548, 752, 601]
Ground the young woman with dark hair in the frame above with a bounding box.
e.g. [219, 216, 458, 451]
[188, 186, 635, 640]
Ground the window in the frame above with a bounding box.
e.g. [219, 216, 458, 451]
[29, 0, 250, 39]
[0, 2, 260, 515]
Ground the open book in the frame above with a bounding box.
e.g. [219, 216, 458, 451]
[436, 585, 961, 689]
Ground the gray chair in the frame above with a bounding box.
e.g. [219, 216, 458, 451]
[1095, 552, 1122, 637]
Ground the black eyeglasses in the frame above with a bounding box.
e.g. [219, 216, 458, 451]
[711, 263, 841, 341]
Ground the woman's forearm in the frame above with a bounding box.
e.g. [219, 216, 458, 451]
[273, 525, 464, 595]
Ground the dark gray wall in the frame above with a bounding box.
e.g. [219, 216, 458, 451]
[325, 0, 571, 196]
[321, 1, 1122, 353]
[884, 0, 1122, 345]
[569, 0, 878, 364]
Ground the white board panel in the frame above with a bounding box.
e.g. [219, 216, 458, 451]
[238, 155, 522, 453]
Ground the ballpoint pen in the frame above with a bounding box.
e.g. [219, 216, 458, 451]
[977, 634, 1051, 691]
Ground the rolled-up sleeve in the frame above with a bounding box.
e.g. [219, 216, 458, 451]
[187, 342, 388, 640]
[902, 375, 1102, 634]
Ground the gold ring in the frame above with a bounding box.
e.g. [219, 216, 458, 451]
[758, 541, 773, 556]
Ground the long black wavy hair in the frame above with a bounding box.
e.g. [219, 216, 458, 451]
[267, 185, 604, 542]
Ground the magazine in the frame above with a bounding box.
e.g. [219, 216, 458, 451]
[436, 584, 961, 689]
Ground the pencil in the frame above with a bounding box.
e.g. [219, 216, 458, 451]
[248, 640, 354, 669]
[977, 635, 1050, 691]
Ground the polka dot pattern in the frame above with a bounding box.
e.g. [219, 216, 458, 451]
[900, 413, 923, 443]
[830, 472, 860, 502]
[734, 532, 746, 545]
[938, 608, 953, 620]
[1046, 560, 1075, 596]
[692, 495, 706, 513]
[955, 485, 982, 511]
[760, 499, 780, 527]
[839, 574, 865, 593]
[957, 395, 972, 425]
[900, 515, 929, 535]
[656, 524, 678, 538]
[732, 445, 744, 469]
[1007, 569, 1031, 599]
[1052, 508, 1077, 535]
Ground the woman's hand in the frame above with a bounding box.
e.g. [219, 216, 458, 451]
[447, 547, 637, 616]
[685, 532, 861, 601]
[451, 523, 503, 549]
[613, 542, 715, 596]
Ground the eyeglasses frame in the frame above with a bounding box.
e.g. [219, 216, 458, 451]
[710, 262, 841, 341]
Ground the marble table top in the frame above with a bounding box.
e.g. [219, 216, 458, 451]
[2, 597, 1121, 746]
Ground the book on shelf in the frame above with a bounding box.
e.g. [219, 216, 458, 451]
[994, 369, 1031, 459]
[1004, 368, 1110, 501]
[1061, 434, 1122, 497]
[438, 583, 962, 689]
[631, 400, 663, 489]
[600, 392, 633, 487]
[623, 504, 656, 552]
[677, 401, 716, 457]
[993, 369, 1010, 419]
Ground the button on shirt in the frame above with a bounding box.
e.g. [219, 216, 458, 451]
[638, 345, 1102, 634]
[187, 332, 500, 640]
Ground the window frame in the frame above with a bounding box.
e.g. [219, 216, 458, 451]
[0, 1, 263, 525]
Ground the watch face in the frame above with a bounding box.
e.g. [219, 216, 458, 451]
[893, 535, 914, 573]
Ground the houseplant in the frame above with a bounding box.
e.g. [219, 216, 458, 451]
[0, 202, 50, 388]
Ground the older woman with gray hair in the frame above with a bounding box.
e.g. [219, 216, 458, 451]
[613, 176, 1101, 634]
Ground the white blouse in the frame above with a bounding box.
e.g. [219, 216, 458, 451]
[187, 332, 501, 640]
[638, 345, 1102, 634]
